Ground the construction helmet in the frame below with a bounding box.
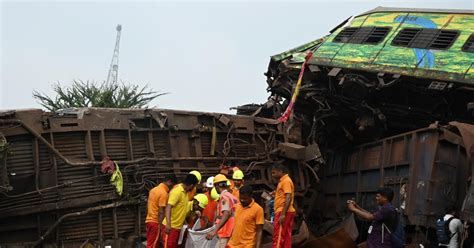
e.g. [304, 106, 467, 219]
[194, 193, 208, 209]
[232, 170, 244, 180]
[210, 187, 220, 201]
[205, 177, 214, 188]
[189, 170, 202, 184]
[213, 174, 228, 184]
[227, 180, 231, 186]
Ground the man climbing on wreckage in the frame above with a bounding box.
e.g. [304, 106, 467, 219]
[347, 187, 398, 248]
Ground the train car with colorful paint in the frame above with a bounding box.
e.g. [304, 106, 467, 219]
[266, 7, 474, 149]
[314, 7, 474, 83]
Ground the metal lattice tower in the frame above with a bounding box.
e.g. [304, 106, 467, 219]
[106, 24, 122, 85]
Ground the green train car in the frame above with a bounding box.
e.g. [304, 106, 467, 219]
[266, 7, 474, 148]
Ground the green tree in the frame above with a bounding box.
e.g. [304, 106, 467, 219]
[33, 80, 166, 111]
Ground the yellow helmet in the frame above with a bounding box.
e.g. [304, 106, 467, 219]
[210, 187, 220, 201]
[232, 170, 244, 180]
[227, 180, 231, 186]
[213, 174, 228, 184]
[194, 193, 208, 209]
[189, 170, 202, 184]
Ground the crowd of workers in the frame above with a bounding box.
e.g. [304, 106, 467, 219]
[145, 163, 295, 248]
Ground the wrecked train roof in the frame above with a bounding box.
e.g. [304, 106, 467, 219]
[269, 7, 474, 84]
[265, 7, 474, 150]
[358, 6, 474, 16]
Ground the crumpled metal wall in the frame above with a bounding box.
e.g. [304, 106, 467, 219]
[0, 108, 293, 247]
[317, 125, 469, 243]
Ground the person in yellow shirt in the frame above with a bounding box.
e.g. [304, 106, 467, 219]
[145, 174, 177, 248]
[228, 185, 264, 248]
[162, 174, 198, 248]
[271, 164, 295, 248]
[231, 170, 244, 200]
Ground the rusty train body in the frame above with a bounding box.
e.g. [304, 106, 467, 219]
[0, 108, 312, 247]
[1, 108, 473, 247]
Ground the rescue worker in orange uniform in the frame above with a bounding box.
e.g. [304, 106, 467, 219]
[201, 176, 218, 228]
[162, 174, 198, 248]
[145, 174, 177, 248]
[206, 174, 238, 248]
[187, 193, 209, 229]
[231, 170, 244, 200]
[271, 164, 296, 248]
[228, 185, 264, 248]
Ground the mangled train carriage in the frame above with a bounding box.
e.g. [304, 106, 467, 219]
[0, 108, 314, 247]
[258, 6, 474, 245]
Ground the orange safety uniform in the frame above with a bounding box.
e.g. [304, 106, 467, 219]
[146, 183, 171, 223]
[232, 188, 240, 200]
[145, 183, 170, 248]
[274, 174, 295, 213]
[201, 191, 218, 228]
[273, 174, 296, 248]
[230, 180, 244, 200]
[228, 200, 264, 248]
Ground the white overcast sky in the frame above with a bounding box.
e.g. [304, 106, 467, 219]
[1, 0, 473, 113]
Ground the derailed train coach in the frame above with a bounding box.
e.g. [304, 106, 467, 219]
[253, 6, 474, 246]
[2, 6, 474, 248]
[0, 108, 313, 247]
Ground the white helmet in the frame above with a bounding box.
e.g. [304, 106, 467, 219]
[206, 176, 214, 188]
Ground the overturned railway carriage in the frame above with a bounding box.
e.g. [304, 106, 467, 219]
[0, 108, 309, 247]
[319, 125, 471, 244]
[265, 7, 474, 147]
[262, 7, 474, 245]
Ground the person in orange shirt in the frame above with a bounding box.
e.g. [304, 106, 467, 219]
[271, 164, 295, 248]
[200, 176, 218, 228]
[231, 170, 244, 200]
[186, 193, 210, 230]
[145, 174, 177, 248]
[228, 185, 264, 248]
[206, 174, 238, 248]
